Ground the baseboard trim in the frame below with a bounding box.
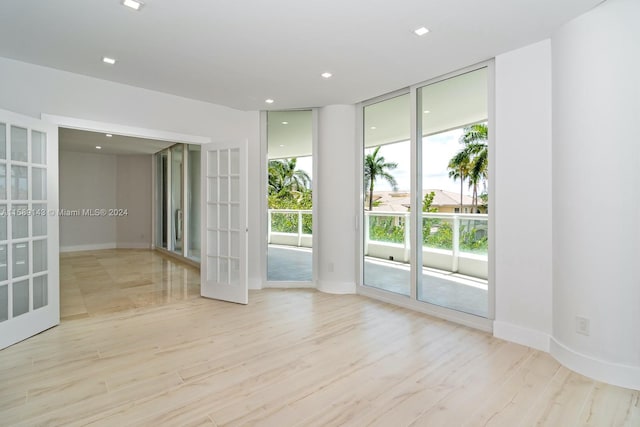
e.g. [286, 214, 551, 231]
[248, 277, 263, 290]
[317, 280, 357, 295]
[116, 243, 151, 249]
[493, 321, 550, 352]
[550, 337, 640, 390]
[264, 281, 315, 289]
[60, 243, 116, 253]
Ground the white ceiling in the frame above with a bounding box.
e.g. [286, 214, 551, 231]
[0, 0, 603, 112]
[59, 127, 174, 155]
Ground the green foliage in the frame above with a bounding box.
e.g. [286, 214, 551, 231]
[422, 220, 452, 249]
[368, 216, 405, 244]
[368, 216, 488, 255]
[422, 191, 437, 212]
[268, 159, 313, 235]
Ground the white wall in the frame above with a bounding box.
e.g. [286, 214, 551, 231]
[116, 155, 152, 249]
[551, 0, 640, 389]
[316, 105, 357, 293]
[245, 111, 263, 290]
[493, 40, 553, 351]
[59, 151, 117, 251]
[0, 57, 248, 140]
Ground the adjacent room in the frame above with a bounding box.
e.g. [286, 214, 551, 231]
[57, 128, 201, 319]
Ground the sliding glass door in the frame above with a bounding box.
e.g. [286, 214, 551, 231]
[361, 66, 490, 318]
[362, 93, 411, 296]
[154, 143, 201, 262]
[418, 67, 489, 316]
[266, 110, 314, 283]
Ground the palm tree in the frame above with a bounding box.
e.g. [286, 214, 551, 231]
[460, 123, 488, 212]
[268, 158, 311, 196]
[448, 150, 471, 212]
[364, 146, 398, 211]
[447, 123, 488, 213]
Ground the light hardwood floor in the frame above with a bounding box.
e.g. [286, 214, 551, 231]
[0, 250, 638, 426]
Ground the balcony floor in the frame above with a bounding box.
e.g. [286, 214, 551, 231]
[267, 245, 488, 317]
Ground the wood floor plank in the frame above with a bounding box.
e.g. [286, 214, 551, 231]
[0, 249, 636, 426]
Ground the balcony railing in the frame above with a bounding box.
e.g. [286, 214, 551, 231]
[267, 209, 488, 280]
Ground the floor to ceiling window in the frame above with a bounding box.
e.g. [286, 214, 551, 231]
[154, 143, 201, 262]
[361, 65, 490, 319]
[418, 67, 489, 317]
[266, 110, 314, 283]
[362, 93, 411, 296]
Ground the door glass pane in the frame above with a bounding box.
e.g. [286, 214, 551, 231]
[32, 167, 46, 200]
[0, 285, 7, 322]
[11, 165, 28, 200]
[0, 205, 6, 241]
[363, 93, 411, 296]
[13, 242, 29, 278]
[267, 110, 313, 282]
[219, 231, 228, 256]
[219, 204, 228, 229]
[12, 279, 29, 317]
[10, 126, 28, 162]
[207, 257, 218, 281]
[219, 177, 228, 202]
[0, 245, 7, 281]
[208, 151, 218, 176]
[32, 130, 46, 165]
[0, 164, 6, 199]
[230, 205, 239, 230]
[32, 203, 47, 236]
[230, 258, 240, 285]
[207, 230, 218, 256]
[230, 231, 239, 257]
[12, 204, 28, 239]
[230, 148, 239, 174]
[187, 145, 201, 262]
[155, 151, 169, 249]
[208, 204, 218, 230]
[170, 145, 183, 254]
[0, 123, 6, 160]
[33, 275, 47, 309]
[33, 239, 47, 273]
[220, 150, 229, 175]
[230, 177, 239, 202]
[418, 67, 489, 317]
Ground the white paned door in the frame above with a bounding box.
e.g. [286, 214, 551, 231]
[201, 141, 247, 304]
[0, 109, 59, 349]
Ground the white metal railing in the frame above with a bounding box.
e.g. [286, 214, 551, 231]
[267, 209, 488, 279]
[268, 209, 313, 247]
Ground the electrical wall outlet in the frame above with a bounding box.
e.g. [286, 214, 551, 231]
[575, 316, 590, 336]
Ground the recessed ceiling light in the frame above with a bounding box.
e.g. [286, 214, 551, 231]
[96, 146, 102, 150]
[321, 72, 333, 79]
[122, 0, 144, 10]
[414, 27, 430, 36]
[102, 57, 116, 65]
[423, 110, 430, 114]
[265, 99, 274, 104]
[106, 134, 113, 137]
[279, 144, 285, 147]
[281, 121, 288, 125]
[370, 126, 377, 130]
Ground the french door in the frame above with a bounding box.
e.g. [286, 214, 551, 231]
[200, 141, 248, 304]
[0, 109, 59, 349]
